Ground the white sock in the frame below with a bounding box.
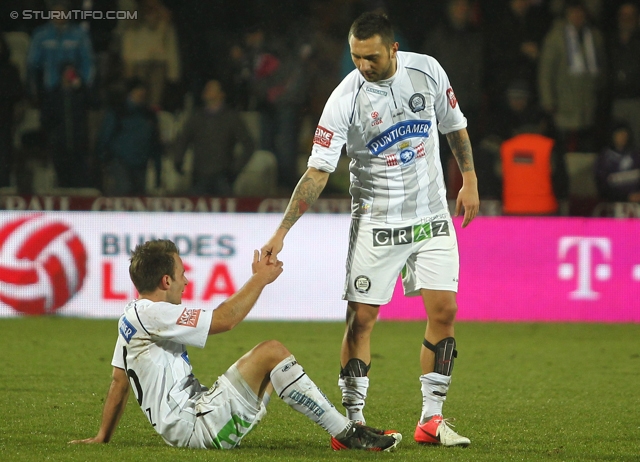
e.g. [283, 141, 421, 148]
[270, 355, 350, 437]
[254, 392, 271, 424]
[338, 375, 369, 423]
[419, 372, 451, 423]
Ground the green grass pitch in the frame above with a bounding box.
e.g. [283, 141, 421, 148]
[1, 318, 639, 461]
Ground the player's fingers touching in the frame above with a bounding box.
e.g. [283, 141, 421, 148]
[260, 247, 270, 260]
[268, 251, 278, 264]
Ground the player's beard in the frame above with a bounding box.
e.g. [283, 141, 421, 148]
[362, 54, 394, 82]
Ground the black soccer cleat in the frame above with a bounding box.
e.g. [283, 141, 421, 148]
[331, 422, 402, 451]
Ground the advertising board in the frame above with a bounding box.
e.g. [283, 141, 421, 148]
[0, 212, 638, 322]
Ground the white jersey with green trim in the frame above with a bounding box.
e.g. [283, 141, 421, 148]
[309, 51, 467, 223]
[111, 298, 214, 447]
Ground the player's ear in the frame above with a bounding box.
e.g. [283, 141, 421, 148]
[160, 274, 172, 290]
[390, 41, 399, 57]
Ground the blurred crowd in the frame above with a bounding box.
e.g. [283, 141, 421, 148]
[0, 0, 639, 207]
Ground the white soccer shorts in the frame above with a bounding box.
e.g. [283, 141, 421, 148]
[188, 364, 264, 449]
[342, 213, 459, 305]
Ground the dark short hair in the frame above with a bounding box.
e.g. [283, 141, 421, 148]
[349, 12, 395, 46]
[129, 240, 178, 294]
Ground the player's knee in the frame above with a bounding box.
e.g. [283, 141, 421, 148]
[256, 340, 291, 364]
[429, 300, 458, 325]
[346, 303, 378, 334]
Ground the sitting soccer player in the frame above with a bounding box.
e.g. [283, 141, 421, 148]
[71, 239, 401, 451]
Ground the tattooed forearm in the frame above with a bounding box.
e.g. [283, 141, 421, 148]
[280, 171, 328, 230]
[446, 129, 475, 173]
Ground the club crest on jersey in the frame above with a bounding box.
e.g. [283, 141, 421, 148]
[385, 142, 426, 167]
[119, 316, 137, 343]
[446, 88, 458, 108]
[313, 125, 334, 148]
[176, 308, 201, 327]
[366, 86, 387, 96]
[409, 93, 426, 113]
[399, 147, 416, 165]
[354, 275, 371, 294]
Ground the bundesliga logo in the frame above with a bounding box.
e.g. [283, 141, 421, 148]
[0, 214, 87, 315]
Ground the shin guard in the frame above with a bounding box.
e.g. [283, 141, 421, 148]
[423, 337, 457, 376]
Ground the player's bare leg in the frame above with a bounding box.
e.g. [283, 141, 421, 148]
[235, 339, 401, 450]
[341, 302, 379, 366]
[419, 289, 457, 375]
[415, 289, 469, 446]
[338, 302, 379, 424]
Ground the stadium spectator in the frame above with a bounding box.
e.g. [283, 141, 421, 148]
[0, 34, 24, 188]
[262, 12, 478, 448]
[477, 79, 551, 198]
[421, 0, 484, 197]
[120, 0, 180, 108]
[422, 0, 484, 142]
[70, 239, 401, 451]
[538, 0, 606, 200]
[594, 121, 640, 202]
[71, 0, 119, 106]
[26, 0, 95, 188]
[607, 1, 640, 146]
[96, 78, 162, 195]
[45, 63, 92, 188]
[173, 79, 255, 196]
[549, 0, 604, 25]
[500, 132, 560, 215]
[485, 0, 551, 109]
[242, 25, 310, 192]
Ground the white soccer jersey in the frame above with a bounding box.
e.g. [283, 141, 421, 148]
[309, 51, 467, 223]
[111, 299, 213, 447]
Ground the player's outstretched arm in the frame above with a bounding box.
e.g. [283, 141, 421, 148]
[261, 167, 330, 263]
[446, 128, 479, 228]
[70, 367, 130, 444]
[209, 250, 284, 334]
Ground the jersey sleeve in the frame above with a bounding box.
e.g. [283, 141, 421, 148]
[307, 82, 353, 173]
[430, 57, 467, 135]
[111, 334, 126, 369]
[138, 302, 214, 348]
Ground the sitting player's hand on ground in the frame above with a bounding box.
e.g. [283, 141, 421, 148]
[69, 436, 103, 444]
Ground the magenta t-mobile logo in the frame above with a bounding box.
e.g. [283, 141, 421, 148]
[557, 237, 611, 300]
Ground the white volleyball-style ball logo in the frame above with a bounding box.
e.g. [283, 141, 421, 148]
[0, 215, 88, 315]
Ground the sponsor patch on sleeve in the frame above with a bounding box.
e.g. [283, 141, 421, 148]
[446, 88, 458, 109]
[119, 316, 137, 343]
[176, 308, 201, 328]
[313, 125, 334, 148]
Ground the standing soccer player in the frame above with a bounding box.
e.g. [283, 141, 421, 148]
[71, 239, 401, 451]
[261, 12, 478, 447]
